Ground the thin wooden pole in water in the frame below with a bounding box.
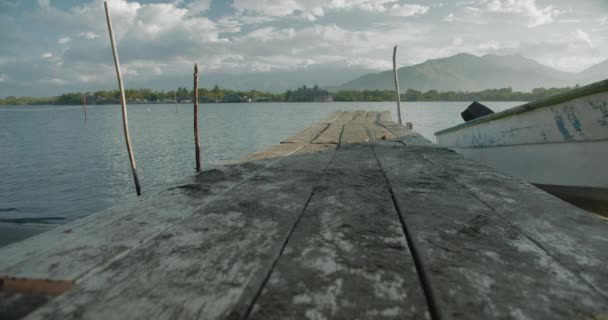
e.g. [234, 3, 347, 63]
[175, 93, 178, 113]
[393, 45, 403, 124]
[193, 63, 202, 173]
[104, 1, 141, 196]
[82, 95, 87, 121]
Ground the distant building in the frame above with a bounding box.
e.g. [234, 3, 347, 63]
[254, 96, 271, 103]
[222, 94, 247, 103]
[200, 96, 215, 103]
[286, 88, 332, 102]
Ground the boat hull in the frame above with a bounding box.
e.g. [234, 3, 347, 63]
[436, 80, 608, 213]
[450, 140, 608, 189]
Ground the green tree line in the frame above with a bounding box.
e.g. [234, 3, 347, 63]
[1, 85, 575, 106]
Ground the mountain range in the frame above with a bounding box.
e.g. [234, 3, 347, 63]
[9, 53, 606, 97]
[334, 53, 608, 92]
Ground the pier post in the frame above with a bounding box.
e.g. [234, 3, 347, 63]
[104, 1, 142, 196]
[83, 95, 87, 121]
[393, 45, 403, 124]
[194, 64, 202, 173]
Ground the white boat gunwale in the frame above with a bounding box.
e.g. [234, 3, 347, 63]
[435, 79, 608, 136]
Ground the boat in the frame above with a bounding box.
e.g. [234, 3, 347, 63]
[435, 79, 608, 215]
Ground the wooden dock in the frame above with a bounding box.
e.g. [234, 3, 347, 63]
[1, 110, 607, 320]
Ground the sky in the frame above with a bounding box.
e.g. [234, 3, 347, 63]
[0, 0, 607, 96]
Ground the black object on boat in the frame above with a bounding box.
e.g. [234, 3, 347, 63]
[461, 101, 494, 122]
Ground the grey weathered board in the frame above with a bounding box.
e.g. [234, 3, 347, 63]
[0, 110, 606, 320]
[422, 149, 608, 299]
[374, 145, 607, 319]
[250, 144, 428, 319]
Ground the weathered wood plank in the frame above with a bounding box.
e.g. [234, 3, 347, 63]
[340, 123, 369, 144]
[281, 124, 329, 144]
[0, 148, 301, 282]
[380, 122, 432, 145]
[378, 111, 392, 123]
[334, 111, 355, 123]
[319, 110, 343, 124]
[312, 111, 355, 144]
[365, 123, 395, 142]
[373, 144, 607, 320]
[0, 292, 51, 320]
[365, 111, 379, 122]
[241, 143, 303, 161]
[25, 144, 337, 320]
[351, 110, 367, 121]
[423, 148, 608, 298]
[249, 144, 428, 319]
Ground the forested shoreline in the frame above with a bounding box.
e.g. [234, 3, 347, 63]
[0, 85, 574, 106]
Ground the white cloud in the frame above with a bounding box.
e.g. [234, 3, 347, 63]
[37, 0, 50, 8]
[573, 29, 593, 48]
[186, 0, 212, 15]
[390, 4, 430, 17]
[45, 78, 66, 85]
[78, 32, 100, 39]
[0, 74, 7, 82]
[480, 0, 559, 27]
[231, 0, 416, 19]
[1, 0, 607, 96]
[58, 36, 71, 44]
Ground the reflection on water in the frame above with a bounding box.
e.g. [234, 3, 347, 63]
[0, 101, 521, 223]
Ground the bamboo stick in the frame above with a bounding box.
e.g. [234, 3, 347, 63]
[393, 45, 403, 124]
[193, 64, 202, 173]
[104, 1, 141, 196]
[82, 95, 87, 121]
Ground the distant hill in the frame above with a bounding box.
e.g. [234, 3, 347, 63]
[335, 53, 606, 92]
[580, 59, 608, 84]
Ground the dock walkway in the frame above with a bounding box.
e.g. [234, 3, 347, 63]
[1, 110, 607, 320]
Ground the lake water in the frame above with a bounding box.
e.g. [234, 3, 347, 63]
[0, 101, 522, 226]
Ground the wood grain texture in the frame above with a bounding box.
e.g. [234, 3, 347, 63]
[365, 111, 379, 122]
[380, 122, 432, 145]
[340, 123, 369, 144]
[423, 148, 608, 299]
[0, 292, 51, 320]
[241, 143, 303, 161]
[24, 144, 337, 320]
[319, 110, 343, 124]
[351, 110, 367, 122]
[0, 148, 301, 283]
[374, 144, 608, 319]
[312, 111, 355, 144]
[378, 111, 393, 123]
[365, 122, 395, 142]
[250, 144, 428, 320]
[281, 124, 329, 144]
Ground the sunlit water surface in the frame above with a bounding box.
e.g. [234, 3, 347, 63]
[0, 101, 522, 224]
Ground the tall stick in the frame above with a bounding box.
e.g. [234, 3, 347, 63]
[175, 93, 178, 113]
[393, 45, 403, 124]
[193, 64, 202, 173]
[104, 1, 141, 196]
[82, 95, 88, 121]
